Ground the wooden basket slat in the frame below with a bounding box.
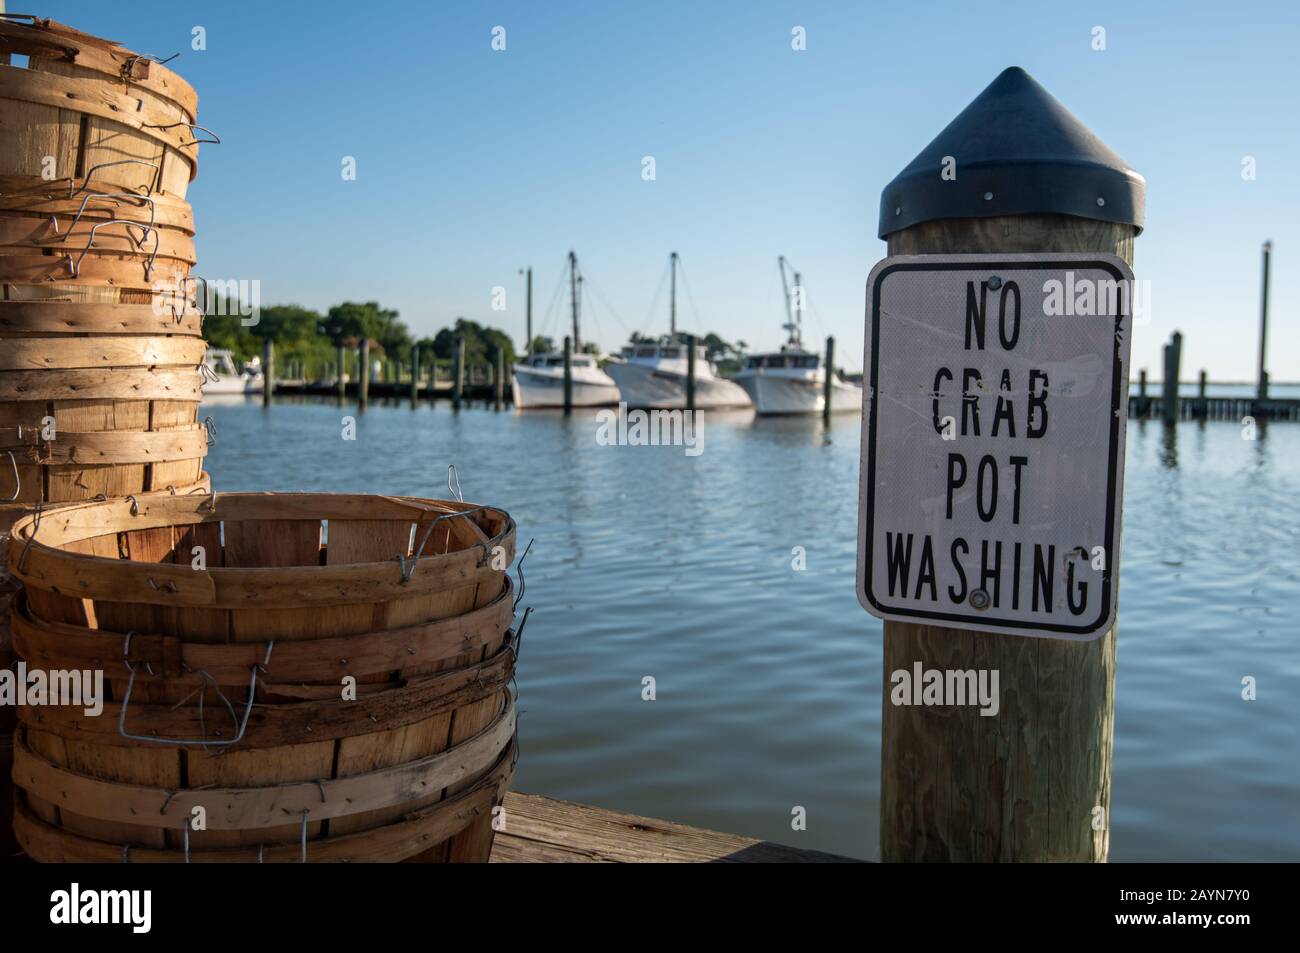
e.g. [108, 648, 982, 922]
[16, 640, 516, 748]
[0, 334, 206, 369]
[0, 366, 202, 401]
[12, 577, 512, 683]
[13, 748, 513, 863]
[0, 301, 203, 336]
[0, 17, 198, 119]
[0, 214, 197, 261]
[0, 253, 189, 289]
[12, 698, 516, 829]
[0, 66, 200, 161]
[0, 176, 194, 231]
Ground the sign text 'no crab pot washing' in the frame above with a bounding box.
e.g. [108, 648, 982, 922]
[857, 253, 1135, 640]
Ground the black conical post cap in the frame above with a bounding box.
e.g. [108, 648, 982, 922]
[879, 66, 1145, 239]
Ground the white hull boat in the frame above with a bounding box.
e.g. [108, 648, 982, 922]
[607, 252, 751, 410]
[512, 356, 620, 408]
[735, 362, 861, 415]
[202, 349, 263, 396]
[605, 345, 749, 410]
[734, 256, 862, 415]
[512, 250, 621, 409]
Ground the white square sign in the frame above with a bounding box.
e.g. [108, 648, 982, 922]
[857, 253, 1135, 640]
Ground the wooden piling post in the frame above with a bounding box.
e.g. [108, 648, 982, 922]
[410, 345, 421, 404]
[876, 67, 1143, 862]
[1161, 331, 1182, 424]
[1257, 240, 1272, 400]
[686, 334, 697, 412]
[262, 338, 274, 407]
[453, 333, 465, 409]
[823, 335, 836, 424]
[358, 339, 370, 408]
[563, 335, 573, 414]
[336, 344, 346, 398]
[494, 347, 505, 407]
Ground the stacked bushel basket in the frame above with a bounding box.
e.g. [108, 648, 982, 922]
[7, 493, 521, 862]
[0, 14, 213, 860]
[1, 16, 524, 863]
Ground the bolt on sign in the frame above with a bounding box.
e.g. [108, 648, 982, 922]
[856, 253, 1135, 640]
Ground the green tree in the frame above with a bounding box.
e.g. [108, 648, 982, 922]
[321, 301, 407, 357]
[432, 318, 518, 368]
[201, 291, 257, 360]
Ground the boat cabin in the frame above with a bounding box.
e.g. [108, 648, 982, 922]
[743, 352, 820, 370]
[524, 354, 600, 370]
[620, 344, 710, 363]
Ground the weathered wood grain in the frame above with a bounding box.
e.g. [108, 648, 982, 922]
[490, 793, 861, 863]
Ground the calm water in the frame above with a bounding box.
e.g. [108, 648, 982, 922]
[202, 396, 1300, 862]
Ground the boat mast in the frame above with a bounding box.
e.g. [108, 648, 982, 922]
[669, 251, 678, 341]
[569, 250, 581, 352]
[778, 256, 801, 348]
[521, 265, 533, 357]
[793, 270, 803, 349]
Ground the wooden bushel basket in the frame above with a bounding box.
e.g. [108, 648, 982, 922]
[5, 493, 522, 863]
[0, 16, 204, 200]
[0, 298, 208, 504]
[0, 472, 210, 861]
[0, 468, 211, 569]
[0, 175, 196, 305]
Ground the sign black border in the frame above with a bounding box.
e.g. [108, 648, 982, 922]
[861, 258, 1127, 636]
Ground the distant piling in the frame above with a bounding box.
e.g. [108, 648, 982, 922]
[1257, 240, 1272, 400]
[411, 345, 421, 404]
[494, 347, 505, 408]
[336, 343, 346, 398]
[1161, 332, 1182, 424]
[686, 334, 697, 412]
[358, 339, 370, 408]
[563, 335, 573, 414]
[823, 335, 835, 424]
[453, 333, 465, 409]
[262, 338, 274, 407]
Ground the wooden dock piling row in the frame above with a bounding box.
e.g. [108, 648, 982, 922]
[1129, 393, 1300, 422]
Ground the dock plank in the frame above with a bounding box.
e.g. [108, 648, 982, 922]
[491, 793, 861, 863]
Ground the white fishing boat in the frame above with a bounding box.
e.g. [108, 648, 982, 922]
[734, 257, 862, 416]
[512, 352, 620, 408]
[201, 348, 263, 396]
[512, 251, 620, 409]
[604, 253, 750, 409]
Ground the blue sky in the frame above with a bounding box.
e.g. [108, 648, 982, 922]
[44, 0, 1300, 379]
